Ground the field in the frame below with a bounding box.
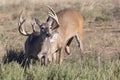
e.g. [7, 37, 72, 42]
[0, 0, 120, 80]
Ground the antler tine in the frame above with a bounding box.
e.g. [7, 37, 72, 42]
[47, 6, 56, 16]
[47, 6, 60, 25]
[18, 10, 25, 26]
[48, 12, 55, 19]
[31, 23, 35, 32]
[48, 12, 59, 25]
[19, 10, 24, 22]
[18, 10, 29, 36]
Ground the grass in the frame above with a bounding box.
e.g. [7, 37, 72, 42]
[0, 58, 120, 80]
[0, 0, 120, 80]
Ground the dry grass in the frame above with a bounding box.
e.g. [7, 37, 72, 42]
[0, 0, 120, 79]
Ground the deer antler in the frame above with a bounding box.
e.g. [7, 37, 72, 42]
[18, 10, 29, 36]
[31, 23, 36, 32]
[47, 6, 59, 25]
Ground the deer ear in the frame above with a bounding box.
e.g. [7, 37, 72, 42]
[47, 17, 53, 26]
[35, 18, 41, 26]
[47, 17, 59, 30]
[50, 32, 59, 43]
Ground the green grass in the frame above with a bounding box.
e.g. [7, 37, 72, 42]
[0, 58, 120, 80]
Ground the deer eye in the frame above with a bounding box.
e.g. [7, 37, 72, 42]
[41, 27, 45, 32]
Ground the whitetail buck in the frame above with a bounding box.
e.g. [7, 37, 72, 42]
[36, 7, 84, 64]
[18, 11, 52, 67]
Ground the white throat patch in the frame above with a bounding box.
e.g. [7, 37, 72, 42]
[50, 33, 59, 43]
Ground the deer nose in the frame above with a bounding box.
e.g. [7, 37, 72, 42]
[46, 32, 51, 37]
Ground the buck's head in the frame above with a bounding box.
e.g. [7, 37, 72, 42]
[18, 10, 51, 40]
[35, 6, 60, 38]
[34, 18, 51, 38]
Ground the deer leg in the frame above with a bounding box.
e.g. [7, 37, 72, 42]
[65, 37, 74, 55]
[52, 53, 57, 63]
[65, 46, 70, 55]
[43, 55, 48, 66]
[38, 53, 44, 65]
[75, 34, 84, 60]
[75, 34, 83, 52]
[59, 44, 66, 64]
[22, 53, 31, 69]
